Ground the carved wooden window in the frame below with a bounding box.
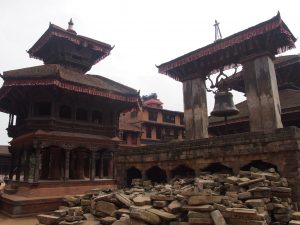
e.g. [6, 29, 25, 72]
[92, 111, 102, 124]
[34, 102, 52, 116]
[148, 111, 158, 121]
[59, 105, 72, 119]
[131, 133, 137, 145]
[146, 126, 152, 138]
[76, 108, 87, 121]
[163, 113, 175, 123]
[156, 127, 162, 139]
[174, 129, 179, 139]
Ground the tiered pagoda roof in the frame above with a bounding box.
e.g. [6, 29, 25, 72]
[0, 20, 140, 113]
[157, 12, 296, 82]
[28, 21, 113, 73]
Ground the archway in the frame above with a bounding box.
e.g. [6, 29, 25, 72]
[171, 164, 195, 178]
[240, 160, 278, 172]
[40, 146, 64, 180]
[126, 167, 142, 186]
[201, 163, 233, 174]
[95, 149, 113, 179]
[146, 166, 167, 184]
[70, 148, 90, 179]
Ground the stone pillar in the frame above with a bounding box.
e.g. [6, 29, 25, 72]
[90, 151, 96, 181]
[15, 150, 22, 182]
[100, 155, 103, 179]
[23, 150, 30, 182]
[242, 55, 283, 132]
[183, 77, 208, 139]
[166, 170, 172, 182]
[142, 170, 147, 180]
[9, 151, 15, 180]
[108, 158, 114, 179]
[64, 150, 70, 180]
[33, 148, 41, 183]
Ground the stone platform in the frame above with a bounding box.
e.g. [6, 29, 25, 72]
[0, 179, 117, 217]
[115, 127, 300, 205]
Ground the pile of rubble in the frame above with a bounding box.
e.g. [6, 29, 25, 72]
[37, 167, 300, 225]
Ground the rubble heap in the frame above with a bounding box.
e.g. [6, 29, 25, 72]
[37, 167, 299, 225]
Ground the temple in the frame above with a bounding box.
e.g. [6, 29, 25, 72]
[157, 12, 296, 139]
[0, 20, 139, 216]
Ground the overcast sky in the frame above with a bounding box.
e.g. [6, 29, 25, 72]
[0, 0, 299, 145]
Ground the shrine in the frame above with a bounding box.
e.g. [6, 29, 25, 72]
[157, 12, 296, 139]
[115, 13, 300, 209]
[0, 20, 139, 216]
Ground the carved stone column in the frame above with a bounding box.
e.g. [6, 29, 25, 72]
[15, 150, 23, 182]
[9, 149, 15, 180]
[64, 150, 70, 180]
[242, 54, 283, 132]
[33, 148, 41, 183]
[183, 77, 208, 140]
[90, 151, 96, 181]
[23, 149, 31, 182]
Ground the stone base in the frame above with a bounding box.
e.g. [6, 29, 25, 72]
[0, 179, 117, 217]
[10, 179, 117, 197]
[0, 194, 62, 217]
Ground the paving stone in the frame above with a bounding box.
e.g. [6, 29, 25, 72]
[100, 216, 117, 225]
[59, 221, 81, 225]
[115, 193, 133, 207]
[292, 212, 300, 220]
[168, 200, 182, 213]
[152, 200, 167, 208]
[37, 214, 60, 225]
[182, 204, 214, 212]
[188, 211, 211, 218]
[210, 210, 227, 225]
[188, 195, 222, 206]
[245, 199, 265, 208]
[133, 195, 151, 206]
[146, 208, 177, 221]
[188, 217, 213, 225]
[130, 209, 161, 225]
[96, 200, 117, 216]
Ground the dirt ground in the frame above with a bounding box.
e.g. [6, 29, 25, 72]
[0, 213, 38, 225]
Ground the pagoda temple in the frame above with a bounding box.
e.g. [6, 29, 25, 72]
[0, 20, 139, 216]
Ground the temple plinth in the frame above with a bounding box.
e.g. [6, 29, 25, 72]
[157, 12, 296, 139]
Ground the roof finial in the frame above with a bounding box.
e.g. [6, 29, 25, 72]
[214, 20, 222, 42]
[67, 18, 76, 34]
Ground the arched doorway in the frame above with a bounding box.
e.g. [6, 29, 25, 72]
[126, 167, 142, 186]
[146, 166, 167, 184]
[171, 164, 195, 178]
[40, 146, 64, 180]
[70, 148, 90, 179]
[240, 160, 278, 172]
[95, 149, 113, 179]
[201, 163, 233, 174]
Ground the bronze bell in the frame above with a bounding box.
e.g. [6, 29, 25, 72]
[211, 91, 239, 117]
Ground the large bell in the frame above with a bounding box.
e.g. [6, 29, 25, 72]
[211, 91, 239, 117]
